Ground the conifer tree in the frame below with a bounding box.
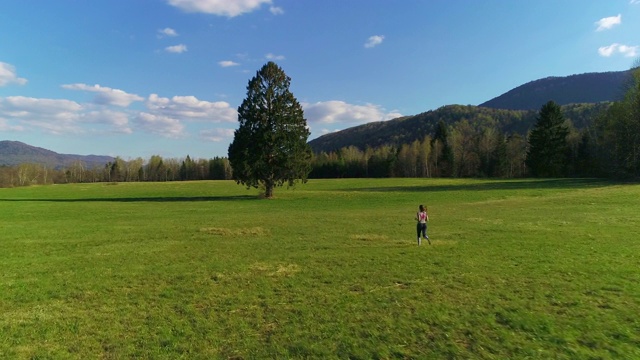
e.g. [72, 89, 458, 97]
[526, 101, 569, 177]
[594, 66, 640, 177]
[431, 120, 453, 177]
[228, 62, 312, 198]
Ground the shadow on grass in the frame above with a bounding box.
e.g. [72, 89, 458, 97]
[0, 195, 257, 203]
[339, 178, 617, 193]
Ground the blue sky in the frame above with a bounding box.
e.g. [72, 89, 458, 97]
[1, 0, 639, 159]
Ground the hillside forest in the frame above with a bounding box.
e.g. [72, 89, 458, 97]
[0, 68, 638, 188]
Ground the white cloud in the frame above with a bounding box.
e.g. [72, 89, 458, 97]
[0, 96, 84, 135]
[598, 44, 617, 57]
[134, 112, 185, 138]
[132, 94, 237, 138]
[269, 6, 284, 15]
[0, 96, 133, 135]
[595, 14, 622, 31]
[200, 128, 235, 142]
[0, 118, 25, 132]
[385, 111, 404, 120]
[303, 101, 401, 125]
[20, 119, 83, 135]
[631, 0, 640, 5]
[0, 89, 238, 138]
[82, 110, 133, 134]
[219, 60, 240, 67]
[0, 62, 28, 86]
[1, 96, 82, 117]
[167, 0, 272, 17]
[320, 128, 339, 135]
[364, 35, 385, 48]
[158, 27, 178, 37]
[146, 94, 237, 122]
[62, 83, 144, 107]
[266, 53, 285, 61]
[165, 44, 188, 53]
[618, 45, 639, 57]
[598, 43, 639, 57]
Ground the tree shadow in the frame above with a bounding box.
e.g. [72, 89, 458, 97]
[0, 195, 257, 203]
[338, 178, 616, 193]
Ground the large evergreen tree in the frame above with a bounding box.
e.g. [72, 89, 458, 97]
[526, 100, 570, 177]
[431, 120, 453, 177]
[595, 66, 640, 177]
[228, 62, 312, 198]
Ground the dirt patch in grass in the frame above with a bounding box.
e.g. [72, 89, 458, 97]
[349, 234, 389, 241]
[249, 262, 300, 277]
[200, 227, 269, 237]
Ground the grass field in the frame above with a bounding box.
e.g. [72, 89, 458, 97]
[1, 178, 639, 359]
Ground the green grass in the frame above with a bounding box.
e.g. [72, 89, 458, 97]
[1, 178, 639, 359]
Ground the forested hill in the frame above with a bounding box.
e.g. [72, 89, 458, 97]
[308, 103, 609, 153]
[0, 140, 114, 169]
[480, 70, 632, 110]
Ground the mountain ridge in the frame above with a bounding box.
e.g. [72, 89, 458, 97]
[479, 70, 631, 110]
[309, 102, 611, 153]
[0, 140, 114, 169]
[310, 70, 629, 153]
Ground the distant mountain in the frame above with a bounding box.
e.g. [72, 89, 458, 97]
[480, 70, 632, 110]
[309, 103, 610, 153]
[310, 69, 630, 153]
[0, 141, 114, 169]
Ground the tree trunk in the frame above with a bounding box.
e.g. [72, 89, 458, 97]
[264, 181, 274, 199]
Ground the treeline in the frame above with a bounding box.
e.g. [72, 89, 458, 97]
[311, 121, 528, 179]
[594, 67, 640, 177]
[0, 156, 232, 188]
